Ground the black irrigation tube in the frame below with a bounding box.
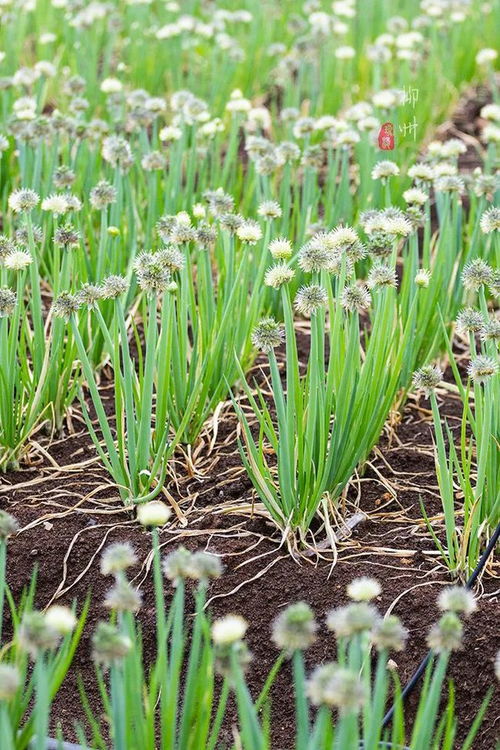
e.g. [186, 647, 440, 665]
[37, 524, 500, 750]
[381, 520, 500, 729]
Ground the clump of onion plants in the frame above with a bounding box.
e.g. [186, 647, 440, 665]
[220, 578, 492, 750]
[0, 510, 87, 749]
[149, 197, 273, 446]
[233, 223, 424, 539]
[81, 511, 226, 750]
[54, 261, 179, 504]
[414, 261, 499, 576]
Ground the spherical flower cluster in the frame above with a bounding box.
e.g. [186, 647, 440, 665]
[92, 621, 132, 667]
[236, 220, 262, 244]
[104, 577, 142, 613]
[476, 48, 497, 66]
[371, 160, 400, 180]
[415, 269, 431, 288]
[489, 271, 500, 298]
[0, 509, 18, 539]
[264, 263, 295, 289]
[271, 602, 317, 652]
[195, 221, 217, 249]
[269, 237, 293, 260]
[102, 135, 133, 169]
[473, 172, 498, 201]
[412, 364, 443, 396]
[408, 163, 434, 183]
[41, 193, 71, 215]
[251, 317, 284, 352]
[326, 602, 380, 638]
[480, 317, 500, 343]
[437, 587, 477, 617]
[372, 615, 408, 652]
[257, 200, 282, 220]
[0, 664, 21, 701]
[187, 551, 223, 583]
[0, 288, 17, 318]
[294, 284, 328, 315]
[403, 188, 428, 205]
[18, 611, 61, 658]
[54, 223, 80, 248]
[434, 176, 464, 194]
[341, 283, 371, 313]
[212, 614, 248, 645]
[101, 275, 128, 299]
[480, 207, 500, 234]
[427, 612, 463, 652]
[3, 250, 33, 271]
[328, 225, 363, 257]
[134, 252, 171, 294]
[141, 151, 166, 171]
[136, 500, 171, 527]
[52, 292, 81, 320]
[157, 247, 184, 273]
[101, 542, 137, 576]
[159, 125, 182, 143]
[383, 215, 413, 237]
[367, 263, 397, 289]
[298, 235, 336, 273]
[467, 355, 498, 383]
[456, 308, 484, 334]
[461, 259, 493, 291]
[162, 546, 193, 585]
[44, 605, 77, 635]
[8, 188, 40, 213]
[307, 663, 366, 715]
[77, 283, 104, 308]
[346, 577, 381, 602]
[90, 180, 117, 210]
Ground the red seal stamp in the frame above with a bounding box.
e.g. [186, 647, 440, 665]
[378, 122, 395, 150]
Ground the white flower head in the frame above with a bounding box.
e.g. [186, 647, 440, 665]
[437, 587, 477, 617]
[415, 268, 431, 288]
[212, 615, 248, 645]
[269, 237, 293, 260]
[236, 220, 262, 245]
[476, 48, 497, 65]
[347, 577, 381, 602]
[403, 188, 428, 205]
[100, 77, 123, 94]
[44, 605, 77, 635]
[264, 263, 295, 289]
[371, 160, 400, 180]
[8, 188, 40, 213]
[41, 193, 70, 215]
[3, 250, 33, 271]
[136, 501, 171, 527]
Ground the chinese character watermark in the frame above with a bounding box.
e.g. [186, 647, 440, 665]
[399, 116, 418, 142]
